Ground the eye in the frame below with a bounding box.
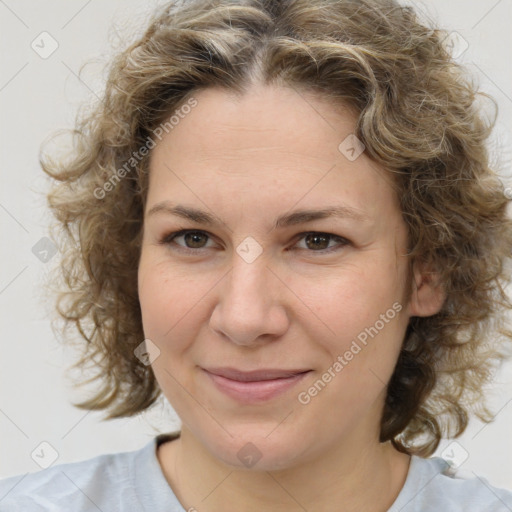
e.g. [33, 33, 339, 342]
[159, 229, 350, 255]
[159, 230, 215, 252]
[292, 232, 350, 254]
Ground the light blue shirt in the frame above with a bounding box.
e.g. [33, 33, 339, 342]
[1, 432, 511, 511]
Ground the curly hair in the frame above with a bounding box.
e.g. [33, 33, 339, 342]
[42, 0, 512, 457]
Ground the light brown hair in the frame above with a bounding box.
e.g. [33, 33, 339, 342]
[42, 0, 512, 457]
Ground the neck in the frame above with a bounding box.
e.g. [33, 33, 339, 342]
[157, 426, 411, 512]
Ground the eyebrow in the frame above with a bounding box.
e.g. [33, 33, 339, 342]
[147, 201, 370, 230]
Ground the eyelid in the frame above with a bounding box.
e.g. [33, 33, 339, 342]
[159, 229, 219, 250]
[290, 232, 350, 253]
[159, 228, 351, 254]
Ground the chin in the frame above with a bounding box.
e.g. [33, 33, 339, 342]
[196, 423, 312, 472]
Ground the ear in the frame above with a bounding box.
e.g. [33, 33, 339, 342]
[407, 258, 446, 318]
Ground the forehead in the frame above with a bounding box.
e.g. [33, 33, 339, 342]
[151, 84, 358, 164]
[146, 84, 399, 223]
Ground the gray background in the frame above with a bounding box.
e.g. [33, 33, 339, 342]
[1, 0, 511, 491]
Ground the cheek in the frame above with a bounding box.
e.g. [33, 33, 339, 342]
[308, 257, 403, 332]
[138, 255, 213, 350]
[305, 256, 407, 378]
[138, 261, 170, 339]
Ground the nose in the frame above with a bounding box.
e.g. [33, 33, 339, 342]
[208, 255, 290, 347]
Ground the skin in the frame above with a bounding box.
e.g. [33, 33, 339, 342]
[137, 83, 446, 512]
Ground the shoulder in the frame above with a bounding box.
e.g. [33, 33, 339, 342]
[389, 455, 512, 512]
[0, 440, 154, 511]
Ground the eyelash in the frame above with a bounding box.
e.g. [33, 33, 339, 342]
[158, 229, 350, 255]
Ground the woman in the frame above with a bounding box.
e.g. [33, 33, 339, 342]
[1, 0, 512, 510]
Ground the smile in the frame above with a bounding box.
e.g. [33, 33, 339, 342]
[202, 367, 312, 403]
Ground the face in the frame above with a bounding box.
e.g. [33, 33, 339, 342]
[138, 83, 418, 471]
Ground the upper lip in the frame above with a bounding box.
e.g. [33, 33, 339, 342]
[203, 367, 312, 382]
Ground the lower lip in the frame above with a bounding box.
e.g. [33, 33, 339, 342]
[203, 370, 311, 404]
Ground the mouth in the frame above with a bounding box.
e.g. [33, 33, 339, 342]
[202, 367, 312, 403]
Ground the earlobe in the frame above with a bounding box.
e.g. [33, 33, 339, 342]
[407, 259, 446, 318]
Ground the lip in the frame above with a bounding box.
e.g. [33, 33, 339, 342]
[202, 367, 312, 403]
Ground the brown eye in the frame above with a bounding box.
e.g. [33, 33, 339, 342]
[304, 233, 330, 250]
[160, 230, 214, 251]
[294, 232, 350, 253]
[181, 231, 209, 248]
